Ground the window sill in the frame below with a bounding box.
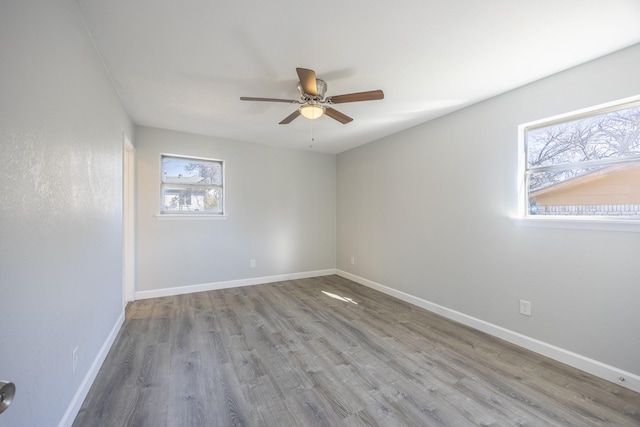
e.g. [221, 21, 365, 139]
[155, 214, 227, 221]
[511, 216, 640, 233]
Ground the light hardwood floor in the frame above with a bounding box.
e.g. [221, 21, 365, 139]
[73, 275, 640, 426]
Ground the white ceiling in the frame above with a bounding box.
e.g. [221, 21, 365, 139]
[76, 0, 640, 154]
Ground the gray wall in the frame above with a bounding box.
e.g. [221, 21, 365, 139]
[337, 44, 640, 376]
[0, 1, 133, 426]
[135, 126, 336, 293]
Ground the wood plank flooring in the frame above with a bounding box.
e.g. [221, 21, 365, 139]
[73, 275, 640, 426]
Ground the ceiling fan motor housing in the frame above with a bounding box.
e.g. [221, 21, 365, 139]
[298, 79, 327, 100]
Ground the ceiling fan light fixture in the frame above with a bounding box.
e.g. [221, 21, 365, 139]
[299, 104, 325, 120]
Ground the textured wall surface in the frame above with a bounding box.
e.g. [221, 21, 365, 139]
[337, 44, 640, 376]
[0, 1, 133, 426]
[135, 126, 336, 293]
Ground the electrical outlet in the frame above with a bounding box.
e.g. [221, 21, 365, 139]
[72, 347, 79, 374]
[250, 259, 256, 268]
[350, 256, 355, 265]
[519, 300, 532, 316]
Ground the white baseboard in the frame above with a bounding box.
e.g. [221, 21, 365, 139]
[58, 309, 126, 427]
[135, 268, 338, 300]
[336, 269, 640, 394]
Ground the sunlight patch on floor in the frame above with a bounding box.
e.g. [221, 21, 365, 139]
[321, 290, 358, 305]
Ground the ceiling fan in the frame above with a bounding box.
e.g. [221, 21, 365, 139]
[240, 68, 384, 125]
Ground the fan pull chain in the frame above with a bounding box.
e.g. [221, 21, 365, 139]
[309, 115, 314, 149]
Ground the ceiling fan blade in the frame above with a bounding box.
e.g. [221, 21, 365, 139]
[279, 110, 301, 124]
[296, 68, 318, 96]
[240, 96, 299, 103]
[325, 107, 353, 124]
[328, 90, 384, 104]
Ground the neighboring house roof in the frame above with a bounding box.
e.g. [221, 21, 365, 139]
[530, 163, 640, 205]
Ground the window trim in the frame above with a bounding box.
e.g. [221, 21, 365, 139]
[517, 94, 640, 229]
[511, 216, 640, 233]
[157, 153, 226, 218]
[154, 213, 228, 221]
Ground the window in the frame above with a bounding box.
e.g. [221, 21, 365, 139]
[519, 96, 640, 220]
[160, 154, 224, 215]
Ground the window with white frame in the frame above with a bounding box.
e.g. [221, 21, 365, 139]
[519, 97, 640, 219]
[160, 154, 224, 215]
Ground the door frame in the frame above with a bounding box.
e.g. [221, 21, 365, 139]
[123, 134, 136, 305]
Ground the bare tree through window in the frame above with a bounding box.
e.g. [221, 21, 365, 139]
[161, 155, 224, 214]
[521, 99, 640, 218]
